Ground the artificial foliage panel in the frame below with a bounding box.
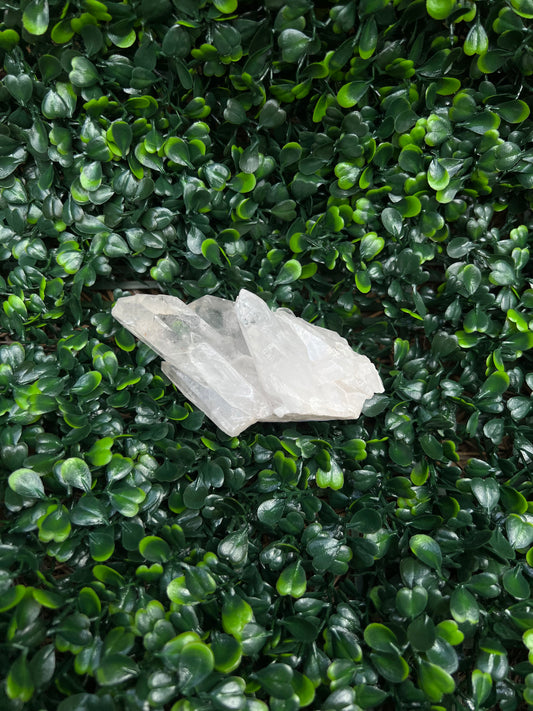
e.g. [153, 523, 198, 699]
[0, 0, 532, 709]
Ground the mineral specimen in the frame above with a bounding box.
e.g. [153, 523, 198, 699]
[112, 289, 384, 436]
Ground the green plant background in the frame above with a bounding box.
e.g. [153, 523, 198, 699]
[1, 0, 533, 708]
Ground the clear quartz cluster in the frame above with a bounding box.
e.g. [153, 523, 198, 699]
[112, 289, 384, 436]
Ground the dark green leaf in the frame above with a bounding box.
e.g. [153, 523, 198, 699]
[409, 535, 442, 571]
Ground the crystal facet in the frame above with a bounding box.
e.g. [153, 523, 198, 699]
[112, 289, 384, 436]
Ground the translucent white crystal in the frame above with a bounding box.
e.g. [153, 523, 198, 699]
[112, 289, 384, 436]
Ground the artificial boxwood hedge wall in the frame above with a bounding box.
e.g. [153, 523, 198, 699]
[1, 0, 533, 708]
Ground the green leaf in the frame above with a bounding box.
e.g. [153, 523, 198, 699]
[450, 586, 479, 624]
[292, 671, 315, 707]
[164, 137, 192, 166]
[38, 504, 71, 543]
[69, 57, 99, 87]
[213, 0, 238, 12]
[204, 162, 231, 190]
[370, 652, 409, 683]
[139, 536, 171, 563]
[510, 0, 533, 17]
[256, 663, 294, 699]
[71, 371, 102, 395]
[506, 514, 533, 549]
[80, 161, 102, 191]
[96, 654, 139, 686]
[109, 121, 133, 156]
[201, 238, 223, 266]
[230, 172, 256, 193]
[271, 199, 297, 220]
[427, 159, 450, 191]
[259, 100, 286, 129]
[477, 371, 509, 399]
[0, 29, 20, 51]
[93, 564, 124, 587]
[419, 434, 443, 460]
[464, 23, 489, 56]
[355, 685, 389, 709]
[224, 98, 247, 124]
[0, 586, 26, 613]
[436, 620, 464, 646]
[396, 586, 428, 618]
[7, 655, 34, 702]
[472, 669, 492, 707]
[409, 535, 442, 572]
[471, 478, 500, 511]
[182, 479, 208, 509]
[23, 0, 49, 36]
[60, 458, 92, 492]
[502, 567, 530, 599]
[494, 100, 530, 123]
[29, 644, 55, 688]
[78, 586, 102, 617]
[32, 589, 64, 609]
[457, 264, 482, 296]
[212, 633, 242, 673]
[8, 468, 45, 499]
[355, 269, 371, 293]
[398, 145, 424, 174]
[278, 29, 310, 63]
[364, 623, 399, 653]
[280, 142, 302, 168]
[426, 0, 455, 19]
[418, 660, 455, 702]
[5, 74, 33, 104]
[178, 642, 215, 692]
[276, 561, 307, 598]
[426, 114, 452, 145]
[222, 593, 253, 638]
[337, 81, 369, 108]
[42, 83, 76, 119]
[359, 18, 378, 59]
[275, 259, 302, 285]
[51, 19, 74, 43]
[218, 529, 248, 566]
[316, 459, 344, 490]
[381, 207, 402, 237]
[360, 232, 384, 261]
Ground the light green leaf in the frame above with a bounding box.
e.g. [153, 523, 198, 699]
[60, 458, 92, 492]
[222, 593, 253, 638]
[381, 207, 403, 237]
[213, 0, 238, 13]
[464, 23, 489, 56]
[428, 159, 450, 191]
[337, 81, 369, 108]
[8, 468, 45, 499]
[69, 57, 99, 87]
[507, 514, 533, 549]
[426, 0, 455, 19]
[276, 561, 306, 598]
[418, 660, 455, 702]
[275, 259, 302, 285]
[7, 655, 34, 703]
[23, 0, 49, 36]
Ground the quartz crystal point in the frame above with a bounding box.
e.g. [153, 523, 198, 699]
[112, 289, 384, 436]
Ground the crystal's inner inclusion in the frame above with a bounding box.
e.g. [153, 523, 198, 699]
[112, 289, 384, 436]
